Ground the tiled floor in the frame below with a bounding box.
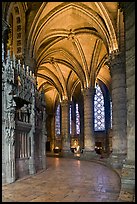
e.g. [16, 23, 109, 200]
[2, 156, 122, 202]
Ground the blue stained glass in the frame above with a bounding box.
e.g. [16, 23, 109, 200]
[110, 100, 112, 129]
[76, 103, 80, 134]
[69, 104, 72, 134]
[94, 84, 105, 131]
[55, 104, 60, 135]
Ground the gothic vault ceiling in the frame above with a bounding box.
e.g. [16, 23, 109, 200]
[3, 2, 119, 113]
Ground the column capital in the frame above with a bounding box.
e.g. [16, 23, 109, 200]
[109, 52, 125, 66]
[119, 2, 135, 16]
[82, 87, 95, 97]
[60, 99, 69, 107]
[108, 52, 125, 75]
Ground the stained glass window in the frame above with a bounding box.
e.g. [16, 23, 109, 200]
[69, 104, 72, 134]
[94, 84, 105, 131]
[55, 104, 61, 135]
[76, 103, 80, 134]
[110, 100, 112, 129]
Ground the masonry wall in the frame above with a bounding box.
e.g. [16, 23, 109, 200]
[125, 3, 135, 162]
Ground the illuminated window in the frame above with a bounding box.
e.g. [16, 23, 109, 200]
[55, 104, 61, 135]
[69, 104, 72, 134]
[110, 100, 112, 129]
[76, 103, 80, 134]
[94, 84, 105, 131]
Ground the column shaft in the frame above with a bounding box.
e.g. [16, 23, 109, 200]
[110, 53, 127, 155]
[61, 100, 70, 153]
[41, 107, 47, 169]
[83, 87, 95, 151]
[51, 114, 55, 151]
[109, 53, 127, 168]
[118, 4, 135, 200]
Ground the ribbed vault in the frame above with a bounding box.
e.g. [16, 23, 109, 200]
[27, 2, 118, 112]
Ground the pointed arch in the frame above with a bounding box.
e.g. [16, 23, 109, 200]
[95, 2, 118, 52]
[4, 2, 26, 59]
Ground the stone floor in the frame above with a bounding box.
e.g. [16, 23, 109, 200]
[2, 156, 123, 202]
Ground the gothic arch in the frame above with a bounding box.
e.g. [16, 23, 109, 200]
[4, 2, 27, 59]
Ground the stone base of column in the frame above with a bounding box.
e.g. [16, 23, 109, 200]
[80, 149, 98, 160]
[2, 163, 6, 184]
[118, 191, 135, 202]
[6, 177, 16, 184]
[2, 171, 15, 184]
[5, 160, 16, 184]
[42, 156, 46, 169]
[117, 160, 135, 202]
[120, 160, 135, 192]
[108, 152, 126, 169]
[2, 174, 6, 184]
[29, 158, 36, 175]
[60, 149, 73, 157]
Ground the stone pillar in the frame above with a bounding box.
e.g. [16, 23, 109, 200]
[41, 107, 47, 169]
[109, 52, 127, 168]
[118, 3, 135, 201]
[46, 114, 55, 151]
[124, 1, 135, 172]
[82, 87, 96, 159]
[50, 114, 55, 152]
[60, 100, 72, 156]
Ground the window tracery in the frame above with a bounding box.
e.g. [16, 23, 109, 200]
[94, 84, 105, 131]
[76, 103, 80, 134]
[55, 104, 61, 135]
[69, 104, 72, 134]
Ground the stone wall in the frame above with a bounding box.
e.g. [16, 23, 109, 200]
[124, 3, 135, 162]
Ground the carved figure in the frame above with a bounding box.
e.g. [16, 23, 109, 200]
[20, 104, 28, 122]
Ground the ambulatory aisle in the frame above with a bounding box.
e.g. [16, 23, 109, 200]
[2, 157, 121, 202]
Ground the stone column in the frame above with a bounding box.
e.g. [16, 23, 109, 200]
[79, 100, 84, 149]
[41, 107, 47, 169]
[50, 114, 55, 152]
[109, 52, 127, 168]
[46, 114, 55, 151]
[124, 1, 135, 171]
[118, 3, 135, 201]
[60, 100, 72, 156]
[82, 87, 96, 159]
